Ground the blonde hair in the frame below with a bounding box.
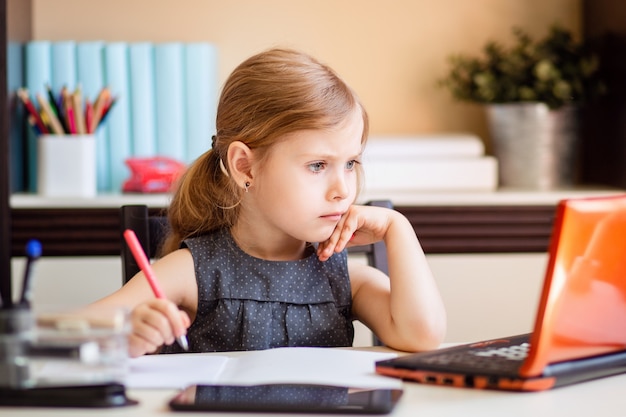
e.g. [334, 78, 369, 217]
[162, 48, 369, 254]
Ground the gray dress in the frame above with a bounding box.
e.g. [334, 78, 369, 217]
[160, 228, 354, 353]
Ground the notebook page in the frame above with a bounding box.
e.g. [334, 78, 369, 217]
[217, 347, 400, 389]
[125, 353, 229, 389]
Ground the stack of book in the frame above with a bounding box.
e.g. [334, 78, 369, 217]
[9, 40, 219, 194]
[361, 134, 498, 197]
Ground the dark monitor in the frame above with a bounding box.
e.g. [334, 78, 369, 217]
[1, 0, 12, 307]
[2, 0, 33, 307]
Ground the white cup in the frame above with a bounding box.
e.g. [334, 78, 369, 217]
[37, 134, 96, 197]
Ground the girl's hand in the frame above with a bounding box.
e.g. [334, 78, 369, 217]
[127, 298, 191, 357]
[317, 204, 446, 351]
[317, 204, 395, 261]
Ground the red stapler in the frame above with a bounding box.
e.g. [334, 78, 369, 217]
[122, 157, 186, 193]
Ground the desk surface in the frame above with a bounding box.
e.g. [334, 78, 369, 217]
[0, 347, 625, 417]
[1, 374, 625, 416]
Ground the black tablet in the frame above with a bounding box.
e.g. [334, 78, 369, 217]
[169, 383, 403, 414]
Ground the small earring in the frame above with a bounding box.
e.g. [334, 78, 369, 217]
[244, 181, 251, 192]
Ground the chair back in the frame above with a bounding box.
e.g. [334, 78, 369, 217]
[120, 205, 169, 285]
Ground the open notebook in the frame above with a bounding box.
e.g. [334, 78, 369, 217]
[376, 194, 626, 391]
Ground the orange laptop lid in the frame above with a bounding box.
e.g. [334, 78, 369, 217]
[520, 194, 626, 377]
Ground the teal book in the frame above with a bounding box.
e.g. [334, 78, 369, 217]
[128, 42, 157, 157]
[50, 40, 77, 92]
[8, 42, 25, 192]
[104, 42, 132, 192]
[25, 40, 51, 192]
[154, 43, 186, 162]
[184, 43, 218, 163]
[77, 41, 110, 192]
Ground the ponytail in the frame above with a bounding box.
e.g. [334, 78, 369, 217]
[161, 148, 242, 255]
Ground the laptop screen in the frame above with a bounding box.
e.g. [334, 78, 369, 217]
[521, 195, 626, 377]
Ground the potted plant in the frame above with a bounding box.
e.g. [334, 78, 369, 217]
[439, 25, 605, 189]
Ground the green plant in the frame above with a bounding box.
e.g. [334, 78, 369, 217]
[439, 25, 605, 109]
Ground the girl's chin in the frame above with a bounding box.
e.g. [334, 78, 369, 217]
[296, 222, 338, 244]
[302, 230, 334, 245]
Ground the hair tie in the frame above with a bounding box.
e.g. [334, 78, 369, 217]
[211, 135, 217, 148]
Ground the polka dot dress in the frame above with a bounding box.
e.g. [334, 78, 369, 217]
[160, 228, 354, 353]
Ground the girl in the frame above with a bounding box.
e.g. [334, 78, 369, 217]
[92, 48, 446, 357]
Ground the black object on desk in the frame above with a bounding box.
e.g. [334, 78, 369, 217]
[0, 383, 138, 407]
[169, 384, 403, 414]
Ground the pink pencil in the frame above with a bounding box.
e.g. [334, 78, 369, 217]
[66, 106, 77, 134]
[123, 229, 189, 350]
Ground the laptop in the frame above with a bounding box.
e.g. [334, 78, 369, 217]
[376, 194, 626, 391]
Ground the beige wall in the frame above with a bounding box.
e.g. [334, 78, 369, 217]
[28, 0, 581, 151]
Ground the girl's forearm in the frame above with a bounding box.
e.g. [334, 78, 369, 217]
[384, 213, 447, 350]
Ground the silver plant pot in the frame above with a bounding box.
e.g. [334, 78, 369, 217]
[486, 102, 580, 190]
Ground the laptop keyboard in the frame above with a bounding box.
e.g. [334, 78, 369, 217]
[472, 342, 530, 361]
[419, 342, 531, 373]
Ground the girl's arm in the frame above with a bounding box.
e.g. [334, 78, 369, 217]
[89, 248, 197, 357]
[318, 205, 446, 352]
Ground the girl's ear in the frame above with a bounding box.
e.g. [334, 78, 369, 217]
[227, 141, 254, 188]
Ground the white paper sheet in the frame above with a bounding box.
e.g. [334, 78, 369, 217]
[126, 347, 401, 389]
[125, 354, 229, 389]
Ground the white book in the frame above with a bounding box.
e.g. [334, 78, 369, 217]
[366, 134, 485, 159]
[363, 157, 498, 192]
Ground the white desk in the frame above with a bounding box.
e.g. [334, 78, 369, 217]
[0, 347, 625, 417]
[1, 374, 625, 417]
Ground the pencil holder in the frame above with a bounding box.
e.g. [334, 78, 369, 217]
[29, 306, 131, 386]
[37, 134, 96, 197]
[0, 308, 34, 388]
